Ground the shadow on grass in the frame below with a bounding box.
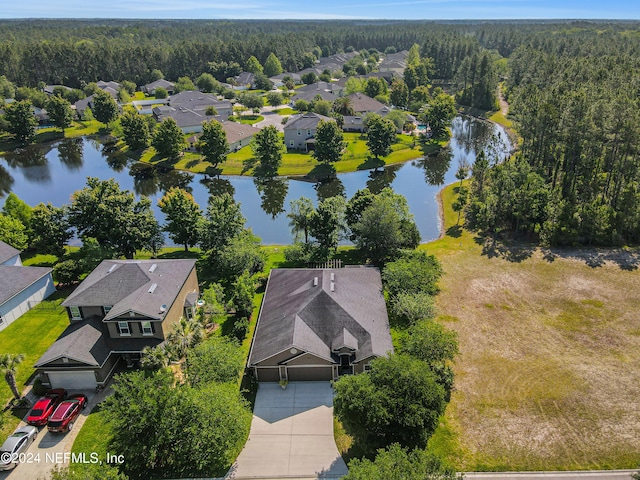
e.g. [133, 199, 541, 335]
[475, 235, 535, 263]
[357, 156, 385, 171]
[158, 249, 200, 260]
[446, 224, 463, 238]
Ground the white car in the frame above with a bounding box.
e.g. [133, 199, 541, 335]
[0, 425, 38, 471]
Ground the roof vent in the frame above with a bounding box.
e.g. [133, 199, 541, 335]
[313, 277, 318, 287]
[330, 272, 335, 281]
[160, 304, 167, 313]
[107, 264, 117, 273]
[330, 282, 335, 292]
[148, 283, 158, 293]
[149, 263, 157, 273]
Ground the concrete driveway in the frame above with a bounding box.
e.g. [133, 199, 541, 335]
[0, 388, 108, 480]
[229, 382, 348, 479]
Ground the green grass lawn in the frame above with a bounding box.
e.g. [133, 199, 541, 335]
[273, 107, 298, 115]
[0, 291, 72, 439]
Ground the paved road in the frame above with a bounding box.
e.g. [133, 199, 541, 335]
[254, 110, 287, 132]
[229, 382, 348, 480]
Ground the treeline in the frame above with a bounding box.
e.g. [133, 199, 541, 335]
[467, 26, 640, 246]
[2, 19, 637, 88]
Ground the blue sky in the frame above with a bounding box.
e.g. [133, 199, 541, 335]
[1, 0, 638, 20]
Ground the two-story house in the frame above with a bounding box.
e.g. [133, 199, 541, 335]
[35, 259, 199, 390]
[283, 113, 334, 151]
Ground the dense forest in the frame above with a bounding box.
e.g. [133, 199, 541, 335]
[2, 19, 640, 246]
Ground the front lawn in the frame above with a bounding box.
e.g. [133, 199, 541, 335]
[0, 291, 71, 438]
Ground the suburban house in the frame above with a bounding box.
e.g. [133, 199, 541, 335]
[233, 72, 255, 90]
[268, 72, 301, 87]
[348, 92, 386, 113]
[343, 105, 416, 133]
[153, 106, 216, 134]
[96, 80, 120, 91]
[291, 81, 342, 103]
[0, 241, 56, 332]
[248, 267, 393, 382]
[43, 84, 72, 96]
[186, 120, 260, 152]
[142, 79, 175, 96]
[35, 259, 199, 389]
[283, 112, 333, 151]
[168, 91, 232, 119]
[74, 86, 119, 119]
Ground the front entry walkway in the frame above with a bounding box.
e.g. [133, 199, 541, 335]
[229, 382, 349, 479]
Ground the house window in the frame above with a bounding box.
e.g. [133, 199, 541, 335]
[364, 363, 372, 372]
[69, 306, 81, 320]
[297, 129, 301, 135]
[103, 305, 112, 316]
[117, 321, 131, 336]
[0, 315, 4, 325]
[141, 321, 154, 336]
[307, 129, 311, 136]
[289, 140, 294, 147]
[185, 307, 194, 320]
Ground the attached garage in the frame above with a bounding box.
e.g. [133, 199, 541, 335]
[46, 371, 97, 390]
[287, 366, 333, 382]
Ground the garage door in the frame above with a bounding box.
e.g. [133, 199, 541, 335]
[287, 366, 333, 381]
[47, 371, 97, 390]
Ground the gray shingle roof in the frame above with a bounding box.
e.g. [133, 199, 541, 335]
[0, 266, 52, 305]
[283, 113, 332, 131]
[61, 259, 196, 321]
[0, 241, 20, 264]
[168, 91, 227, 111]
[248, 267, 393, 366]
[221, 121, 259, 145]
[348, 93, 386, 113]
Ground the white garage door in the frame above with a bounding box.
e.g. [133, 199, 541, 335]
[47, 371, 97, 390]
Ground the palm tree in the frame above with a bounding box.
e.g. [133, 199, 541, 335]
[0, 353, 25, 400]
[333, 97, 354, 116]
[140, 346, 169, 371]
[167, 318, 204, 360]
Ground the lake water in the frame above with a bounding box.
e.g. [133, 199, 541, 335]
[0, 116, 511, 245]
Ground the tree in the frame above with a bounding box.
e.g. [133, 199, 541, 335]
[343, 443, 459, 480]
[185, 337, 244, 387]
[309, 195, 346, 257]
[419, 92, 456, 138]
[244, 55, 263, 74]
[287, 197, 315, 244]
[366, 114, 396, 159]
[199, 120, 228, 168]
[264, 52, 283, 77]
[103, 370, 250, 480]
[407, 43, 421, 66]
[344, 77, 364, 94]
[167, 317, 204, 360]
[312, 99, 332, 117]
[349, 188, 419, 264]
[198, 192, 246, 252]
[68, 178, 159, 259]
[46, 95, 73, 133]
[334, 354, 446, 451]
[382, 250, 443, 298]
[238, 92, 263, 112]
[4, 99, 37, 144]
[152, 117, 186, 159]
[266, 91, 284, 107]
[30, 203, 72, 256]
[390, 292, 436, 324]
[214, 230, 266, 282]
[313, 120, 345, 165]
[251, 125, 286, 177]
[196, 72, 219, 93]
[50, 464, 129, 480]
[364, 77, 388, 99]
[53, 259, 82, 285]
[301, 72, 318, 85]
[389, 79, 409, 108]
[2, 192, 32, 229]
[140, 345, 169, 371]
[385, 110, 408, 132]
[0, 75, 16, 99]
[231, 271, 255, 318]
[0, 214, 28, 250]
[0, 353, 25, 400]
[175, 76, 196, 93]
[157, 187, 202, 251]
[92, 89, 119, 125]
[154, 87, 168, 99]
[333, 96, 355, 116]
[120, 111, 150, 151]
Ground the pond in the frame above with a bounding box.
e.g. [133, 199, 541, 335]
[0, 116, 511, 246]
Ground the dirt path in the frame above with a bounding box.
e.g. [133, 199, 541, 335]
[498, 85, 509, 117]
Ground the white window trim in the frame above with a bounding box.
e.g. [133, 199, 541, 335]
[118, 321, 131, 336]
[297, 129, 301, 135]
[141, 321, 153, 336]
[70, 306, 82, 320]
[103, 305, 112, 315]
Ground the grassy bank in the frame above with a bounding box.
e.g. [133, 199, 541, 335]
[425, 183, 640, 470]
[137, 132, 443, 177]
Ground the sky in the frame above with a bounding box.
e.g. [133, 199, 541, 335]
[1, 0, 639, 20]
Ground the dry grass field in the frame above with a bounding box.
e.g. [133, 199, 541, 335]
[424, 184, 640, 471]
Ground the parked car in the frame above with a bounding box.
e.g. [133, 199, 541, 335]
[26, 388, 67, 426]
[46, 394, 88, 433]
[0, 426, 38, 471]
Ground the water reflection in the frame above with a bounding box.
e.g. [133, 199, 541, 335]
[2, 145, 52, 184]
[201, 176, 235, 197]
[0, 164, 14, 198]
[451, 116, 495, 157]
[105, 152, 128, 172]
[254, 177, 289, 218]
[415, 145, 453, 186]
[129, 163, 195, 196]
[315, 175, 346, 202]
[366, 163, 401, 194]
[57, 138, 84, 170]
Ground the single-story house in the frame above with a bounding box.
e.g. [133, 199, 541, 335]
[73, 88, 119, 119]
[153, 106, 217, 134]
[96, 80, 120, 91]
[0, 241, 56, 332]
[283, 112, 333, 151]
[186, 120, 260, 152]
[233, 72, 255, 90]
[143, 79, 175, 96]
[168, 91, 232, 119]
[248, 267, 393, 382]
[43, 85, 73, 96]
[35, 259, 199, 389]
[269, 72, 302, 87]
